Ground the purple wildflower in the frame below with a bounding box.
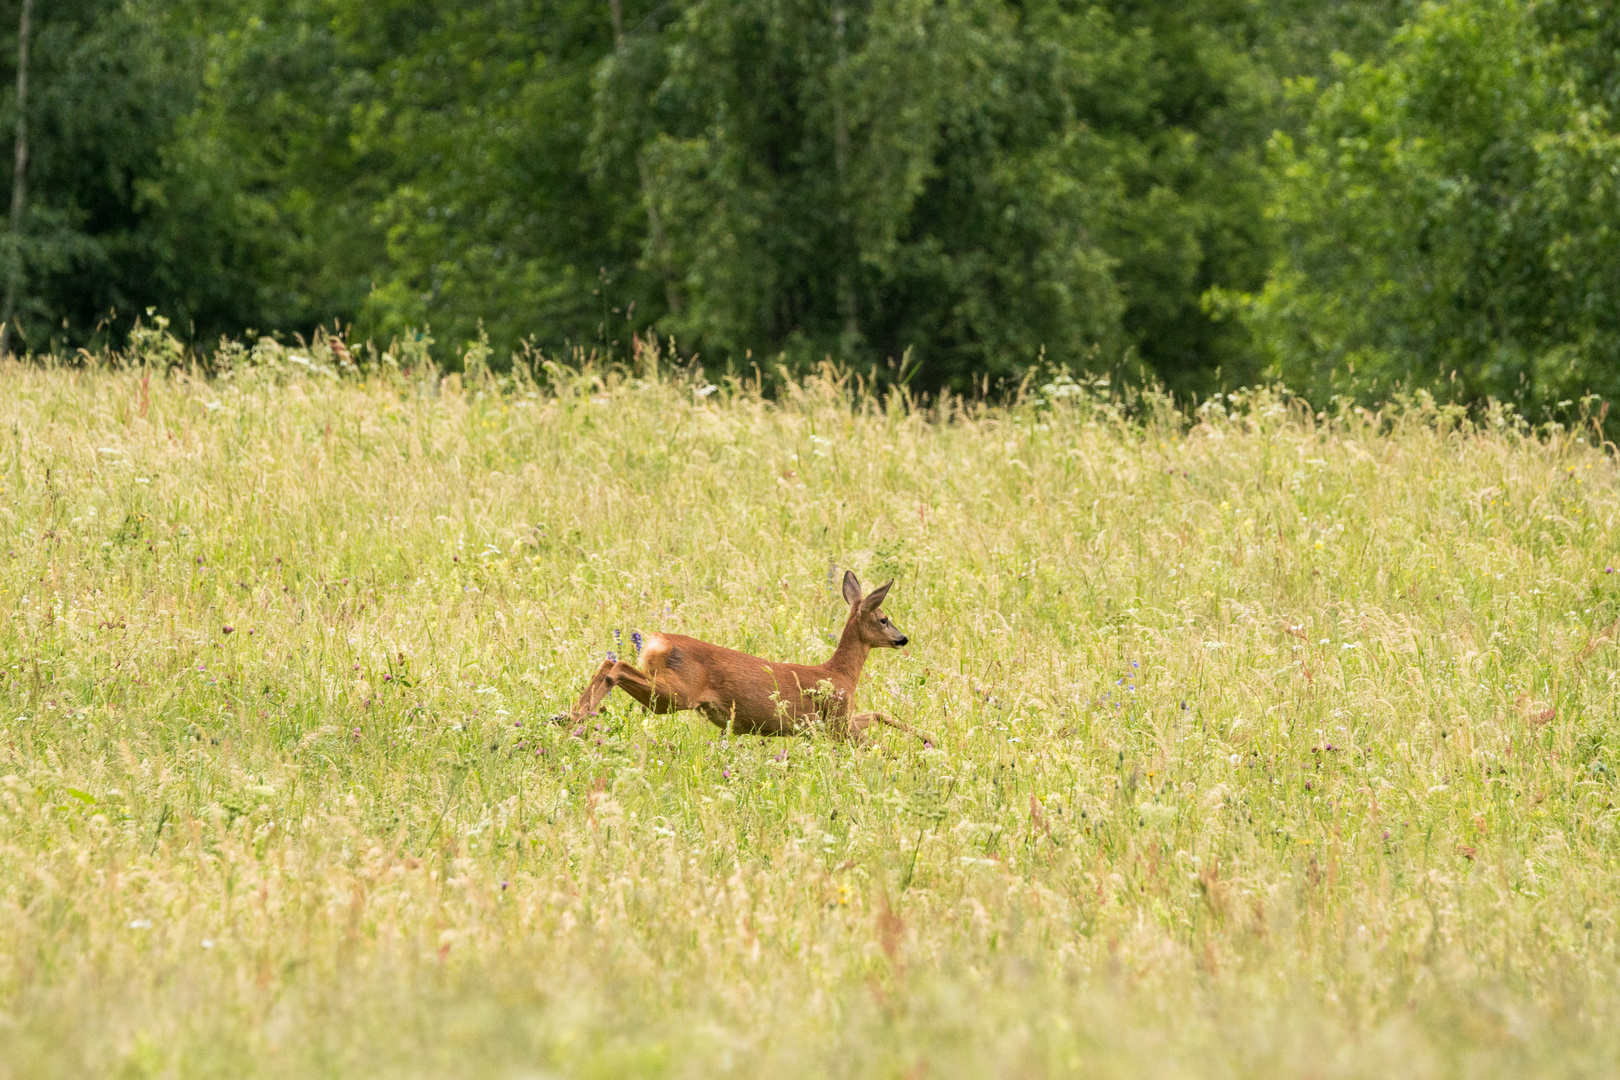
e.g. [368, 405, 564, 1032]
[631, 630, 644, 656]
[606, 650, 618, 662]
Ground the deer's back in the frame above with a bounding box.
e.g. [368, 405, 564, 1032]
[641, 633, 852, 733]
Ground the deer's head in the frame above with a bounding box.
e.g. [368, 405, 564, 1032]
[841, 570, 908, 648]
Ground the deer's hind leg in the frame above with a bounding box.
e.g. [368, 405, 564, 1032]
[556, 659, 697, 725]
[555, 659, 617, 725]
[608, 662, 690, 714]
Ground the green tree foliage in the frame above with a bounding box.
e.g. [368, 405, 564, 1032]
[23, 0, 1533, 404]
[0, 0, 265, 351]
[180, 0, 664, 359]
[180, 0, 1379, 390]
[598, 0, 1297, 392]
[1237, 0, 1620, 412]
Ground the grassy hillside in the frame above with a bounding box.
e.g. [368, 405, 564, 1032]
[2, 346, 1619, 1077]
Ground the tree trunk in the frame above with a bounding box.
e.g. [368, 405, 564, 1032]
[609, 0, 683, 316]
[832, 3, 860, 353]
[0, 0, 31, 357]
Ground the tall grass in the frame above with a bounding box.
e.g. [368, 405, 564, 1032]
[2, 345, 1619, 1077]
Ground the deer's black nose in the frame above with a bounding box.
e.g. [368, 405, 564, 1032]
[895, 635, 909, 647]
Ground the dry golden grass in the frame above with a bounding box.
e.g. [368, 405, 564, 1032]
[2, 345, 1619, 1077]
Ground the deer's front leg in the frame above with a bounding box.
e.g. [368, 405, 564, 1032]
[842, 711, 878, 747]
[847, 710, 939, 748]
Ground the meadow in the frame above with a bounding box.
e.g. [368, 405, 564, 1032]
[2, 340, 1619, 1078]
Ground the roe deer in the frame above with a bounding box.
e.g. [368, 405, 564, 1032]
[554, 571, 936, 746]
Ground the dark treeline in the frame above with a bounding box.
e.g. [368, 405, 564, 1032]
[2, 0, 1617, 410]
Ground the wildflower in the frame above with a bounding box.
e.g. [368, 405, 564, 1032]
[722, 767, 731, 780]
[500, 881, 509, 890]
[631, 630, 644, 656]
[606, 650, 617, 662]
[221, 625, 234, 635]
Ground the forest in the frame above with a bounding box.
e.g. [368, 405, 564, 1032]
[2, 0, 1617, 408]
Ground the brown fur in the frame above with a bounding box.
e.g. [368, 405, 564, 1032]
[555, 571, 936, 746]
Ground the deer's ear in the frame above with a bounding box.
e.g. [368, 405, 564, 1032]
[862, 579, 893, 610]
[841, 569, 863, 607]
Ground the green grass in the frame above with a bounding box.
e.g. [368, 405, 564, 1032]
[3, 345, 1620, 1077]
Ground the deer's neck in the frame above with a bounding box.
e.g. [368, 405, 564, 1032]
[823, 620, 870, 685]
